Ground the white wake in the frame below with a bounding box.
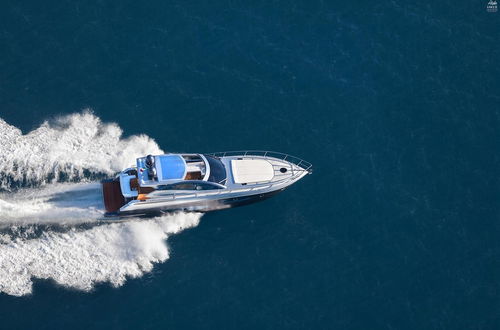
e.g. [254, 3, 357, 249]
[0, 110, 163, 189]
[0, 182, 103, 227]
[0, 213, 201, 296]
[0, 112, 202, 296]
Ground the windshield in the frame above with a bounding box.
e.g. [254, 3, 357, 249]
[205, 155, 227, 185]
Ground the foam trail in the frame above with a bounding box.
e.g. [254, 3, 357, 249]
[0, 112, 202, 297]
[0, 213, 201, 296]
[0, 111, 163, 190]
[0, 182, 104, 227]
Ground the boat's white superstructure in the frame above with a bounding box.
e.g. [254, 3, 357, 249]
[102, 151, 312, 217]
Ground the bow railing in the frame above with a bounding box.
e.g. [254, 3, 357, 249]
[206, 150, 313, 173]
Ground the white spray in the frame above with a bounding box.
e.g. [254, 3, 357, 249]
[0, 110, 163, 189]
[0, 112, 201, 297]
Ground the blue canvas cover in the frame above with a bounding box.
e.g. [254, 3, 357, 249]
[156, 155, 186, 181]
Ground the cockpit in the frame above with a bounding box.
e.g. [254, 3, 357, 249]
[136, 154, 203, 185]
[135, 153, 226, 187]
[118, 153, 228, 201]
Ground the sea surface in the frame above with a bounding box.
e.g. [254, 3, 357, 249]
[0, 1, 499, 329]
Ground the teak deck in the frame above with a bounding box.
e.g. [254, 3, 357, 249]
[130, 178, 154, 194]
[102, 178, 156, 213]
[102, 180, 126, 213]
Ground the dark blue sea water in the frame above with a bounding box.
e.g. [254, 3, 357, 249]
[0, 1, 499, 329]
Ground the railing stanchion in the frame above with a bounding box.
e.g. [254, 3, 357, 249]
[206, 150, 311, 173]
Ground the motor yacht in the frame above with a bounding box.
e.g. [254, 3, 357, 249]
[101, 151, 312, 217]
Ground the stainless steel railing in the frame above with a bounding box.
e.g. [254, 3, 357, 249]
[206, 150, 313, 173]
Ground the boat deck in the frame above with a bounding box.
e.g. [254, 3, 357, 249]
[130, 178, 155, 194]
[102, 179, 126, 213]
